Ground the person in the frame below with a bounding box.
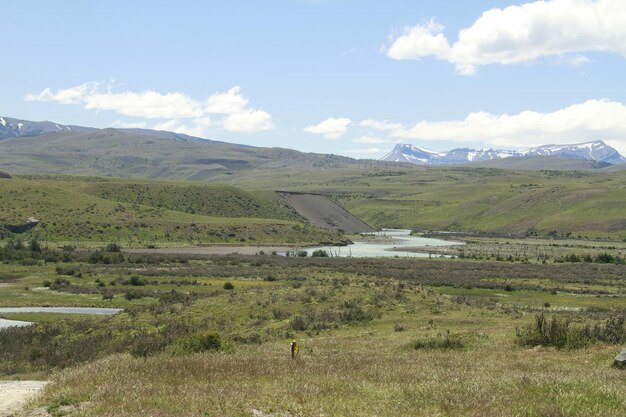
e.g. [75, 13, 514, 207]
[290, 339, 299, 359]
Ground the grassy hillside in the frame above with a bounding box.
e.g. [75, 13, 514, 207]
[219, 165, 626, 239]
[0, 175, 341, 245]
[2, 126, 626, 239]
[0, 128, 389, 181]
[88, 182, 300, 220]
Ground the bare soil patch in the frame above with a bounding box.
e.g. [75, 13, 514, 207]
[0, 381, 47, 417]
[280, 192, 374, 233]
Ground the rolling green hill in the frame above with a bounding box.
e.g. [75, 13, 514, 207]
[0, 175, 341, 245]
[216, 165, 626, 239]
[1, 124, 626, 240]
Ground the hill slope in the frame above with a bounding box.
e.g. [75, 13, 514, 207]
[0, 175, 342, 245]
[0, 119, 390, 181]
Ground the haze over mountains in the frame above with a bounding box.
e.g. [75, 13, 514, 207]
[381, 142, 626, 166]
[0, 116, 372, 181]
[1, 117, 625, 181]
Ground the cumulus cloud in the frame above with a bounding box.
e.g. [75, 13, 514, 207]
[386, 0, 626, 74]
[25, 81, 100, 104]
[25, 83, 273, 135]
[304, 117, 352, 139]
[342, 147, 387, 156]
[394, 99, 626, 153]
[352, 135, 389, 144]
[224, 109, 274, 133]
[206, 86, 249, 114]
[359, 119, 403, 131]
[84, 91, 203, 119]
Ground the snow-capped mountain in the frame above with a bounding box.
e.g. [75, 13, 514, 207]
[525, 142, 625, 164]
[0, 117, 93, 139]
[379, 144, 445, 165]
[380, 141, 625, 166]
[0, 117, 213, 143]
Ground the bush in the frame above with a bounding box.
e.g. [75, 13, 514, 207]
[223, 282, 234, 290]
[124, 290, 144, 301]
[29, 239, 42, 253]
[177, 331, 222, 353]
[311, 249, 329, 257]
[88, 250, 124, 264]
[105, 242, 122, 252]
[516, 313, 626, 349]
[413, 330, 465, 350]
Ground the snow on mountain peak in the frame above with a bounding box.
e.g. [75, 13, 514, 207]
[380, 140, 625, 166]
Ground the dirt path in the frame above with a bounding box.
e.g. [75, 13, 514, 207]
[0, 381, 47, 417]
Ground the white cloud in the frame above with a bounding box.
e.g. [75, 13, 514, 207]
[25, 83, 274, 135]
[359, 119, 403, 131]
[224, 109, 274, 133]
[206, 86, 249, 114]
[352, 135, 388, 144]
[304, 117, 352, 139]
[84, 91, 203, 119]
[112, 120, 147, 129]
[386, 0, 626, 74]
[387, 19, 451, 61]
[394, 99, 626, 152]
[25, 82, 100, 104]
[342, 147, 386, 155]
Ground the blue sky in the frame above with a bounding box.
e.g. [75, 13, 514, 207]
[3, 0, 626, 158]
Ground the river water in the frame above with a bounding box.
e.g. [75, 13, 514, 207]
[303, 229, 464, 258]
[0, 307, 122, 330]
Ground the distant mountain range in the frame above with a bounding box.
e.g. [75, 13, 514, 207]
[2, 116, 625, 181]
[0, 116, 372, 181]
[381, 142, 626, 166]
[0, 116, 208, 143]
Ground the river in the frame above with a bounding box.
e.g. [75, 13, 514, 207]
[303, 229, 464, 258]
[0, 307, 122, 330]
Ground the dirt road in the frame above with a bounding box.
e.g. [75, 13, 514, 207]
[0, 381, 47, 417]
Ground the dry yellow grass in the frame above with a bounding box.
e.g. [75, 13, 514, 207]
[40, 329, 624, 417]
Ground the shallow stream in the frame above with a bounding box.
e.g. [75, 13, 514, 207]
[303, 229, 464, 258]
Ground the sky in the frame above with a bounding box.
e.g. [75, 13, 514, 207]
[3, 0, 626, 158]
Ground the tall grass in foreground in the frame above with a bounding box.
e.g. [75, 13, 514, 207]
[517, 314, 626, 349]
[40, 334, 625, 417]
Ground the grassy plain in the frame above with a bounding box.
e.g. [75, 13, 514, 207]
[0, 249, 624, 416]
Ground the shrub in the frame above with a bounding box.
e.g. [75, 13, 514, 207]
[124, 290, 144, 301]
[516, 313, 626, 349]
[128, 275, 146, 286]
[296, 250, 308, 257]
[223, 282, 234, 290]
[413, 330, 465, 350]
[105, 242, 122, 252]
[311, 249, 329, 257]
[130, 331, 170, 357]
[177, 331, 222, 353]
[88, 250, 124, 264]
[29, 239, 42, 253]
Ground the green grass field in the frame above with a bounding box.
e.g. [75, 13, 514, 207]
[0, 176, 341, 246]
[223, 165, 626, 239]
[0, 251, 624, 416]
